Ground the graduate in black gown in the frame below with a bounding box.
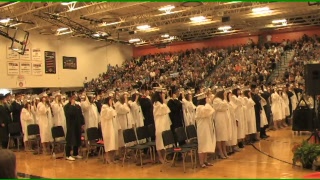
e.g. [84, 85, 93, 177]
[64, 94, 85, 161]
[250, 84, 262, 142]
[260, 85, 271, 139]
[11, 93, 24, 147]
[0, 94, 10, 148]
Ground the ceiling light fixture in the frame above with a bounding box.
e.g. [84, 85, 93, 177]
[190, 16, 207, 23]
[129, 38, 141, 43]
[57, 27, 69, 32]
[61, 2, 76, 5]
[272, 19, 287, 23]
[137, 25, 150, 30]
[0, 18, 11, 23]
[218, 26, 232, 32]
[252, 7, 271, 14]
[161, 34, 170, 38]
[99, 21, 121, 27]
[56, 31, 73, 36]
[158, 5, 175, 14]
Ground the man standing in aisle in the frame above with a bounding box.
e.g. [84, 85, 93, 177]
[0, 94, 10, 149]
[64, 94, 85, 161]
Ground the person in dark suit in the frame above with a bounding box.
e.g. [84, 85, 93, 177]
[0, 94, 11, 148]
[139, 85, 154, 127]
[4, 93, 12, 122]
[250, 84, 262, 142]
[260, 86, 271, 139]
[64, 94, 85, 161]
[10, 93, 23, 148]
[285, 84, 294, 125]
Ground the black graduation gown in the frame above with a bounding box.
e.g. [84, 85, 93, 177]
[261, 91, 272, 124]
[64, 103, 85, 147]
[95, 101, 102, 114]
[11, 101, 23, 123]
[4, 103, 12, 122]
[0, 105, 10, 142]
[139, 96, 154, 126]
[287, 90, 294, 116]
[251, 93, 262, 132]
[167, 99, 184, 131]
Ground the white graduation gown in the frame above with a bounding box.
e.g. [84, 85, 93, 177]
[31, 105, 38, 124]
[290, 91, 298, 112]
[195, 103, 216, 153]
[282, 92, 290, 116]
[271, 92, 282, 121]
[182, 98, 196, 126]
[114, 102, 131, 148]
[227, 101, 238, 146]
[260, 100, 269, 128]
[128, 100, 144, 128]
[20, 108, 35, 142]
[238, 96, 248, 136]
[244, 97, 257, 134]
[51, 101, 67, 133]
[37, 102, 53, 143]
[231, 95, 246, 139]
[153, 102, 172, 151]
[212, 98, 230, 141]
[100, 105, 119, 152]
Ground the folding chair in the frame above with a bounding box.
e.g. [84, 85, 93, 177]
[27, 124, 41, 154]
[51, 126, 67, 158]
[186, 125, 198, 144]
[161, 130, 193, 173]
[86, 127, 105, 163]
[135, 126, 155, 162]
[7, 123, 23, 151]
[122, 128, 151, 168]
[175, 127, 197, 168]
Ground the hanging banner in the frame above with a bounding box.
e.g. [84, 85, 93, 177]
[7, 62, 20, 75]
[6, 45, 19, 60]
[19, 48, 31, 60]
[32, 62, 43, 76]
[20, 62, 32, 75]
[44, 51, 56, 74]
[32, 48, 41, 61]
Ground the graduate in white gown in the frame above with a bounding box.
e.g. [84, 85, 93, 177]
[20, 102, 35, 150]
[37, 93, 53, 154]
[226, 91, 241, 153]
[243, 90, 257, 136]
[81, 95, 99, 135]
[271, 87, 283, 129]
[100, 95, 119, 163]
[195, 92, 216, 168]
[31, 97, 40, 124]
[181, 90, 196, 126]
[212, 89, 230, 159]
[231, 87, 246, 148]
[152, 87, 172, 164]
[51, 93, 67, 133]
[128, 91, 144, 128]
[114, 93, 132, 150]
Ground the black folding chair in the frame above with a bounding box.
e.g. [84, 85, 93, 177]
[186, 125, 198, 144]
[27, 124, 41, 154]
[175, 127, 197, 168]
[86, 127, 105, 163]
[51, 126, 67, 158]
[161, 130, 193, 173]
[7, 123, 23, 151]
[122, 128, 151, 168]
[136, 126, 155, 162]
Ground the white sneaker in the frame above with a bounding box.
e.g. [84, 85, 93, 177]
[66, 156, 75, 161]
[73, 155, 83, 159]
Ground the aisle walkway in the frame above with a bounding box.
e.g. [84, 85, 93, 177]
[15, 128, 312, 178]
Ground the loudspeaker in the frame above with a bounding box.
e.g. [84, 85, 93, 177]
[305, 64, 320, 95]
[222, 16, 230, 23]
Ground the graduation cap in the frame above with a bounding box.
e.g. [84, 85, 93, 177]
[153, 87, 166, 93]
[194, 93, 206, 100]
[39, 92, 48, 98]
[4, 93, 11, 98]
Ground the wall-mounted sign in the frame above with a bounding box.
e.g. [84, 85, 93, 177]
[63, 56, 77, 70]
[44, 51, 56, 74]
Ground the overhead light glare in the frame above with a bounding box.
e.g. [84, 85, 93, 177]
[272, 19, 287, 24]
[190, 16, 207, 23]
[61, 2, 76, 5]
[252, 7, 271, 14]
[129, 38, 141, 43]
[137, 25, 150, 30]
[57, 27, 69, 32]
[158, 5, 175, 13]
[218, 26, 232, 31]
[0, 18, 11, 23]
[161, 34, 170, 38]
[99, 21, 121, 27]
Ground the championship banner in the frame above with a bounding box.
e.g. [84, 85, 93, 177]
[44, 51, 56, 74]
[19, 48, 31, 60]
[32, 62, 43, 76]
[7, 62, 20, 75]
[6, 45, 19, 60]
[20, 62, 32, 75]
[32, 48, 41, 61]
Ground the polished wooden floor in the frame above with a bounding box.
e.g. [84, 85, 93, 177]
[13, 128, 313, 178]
